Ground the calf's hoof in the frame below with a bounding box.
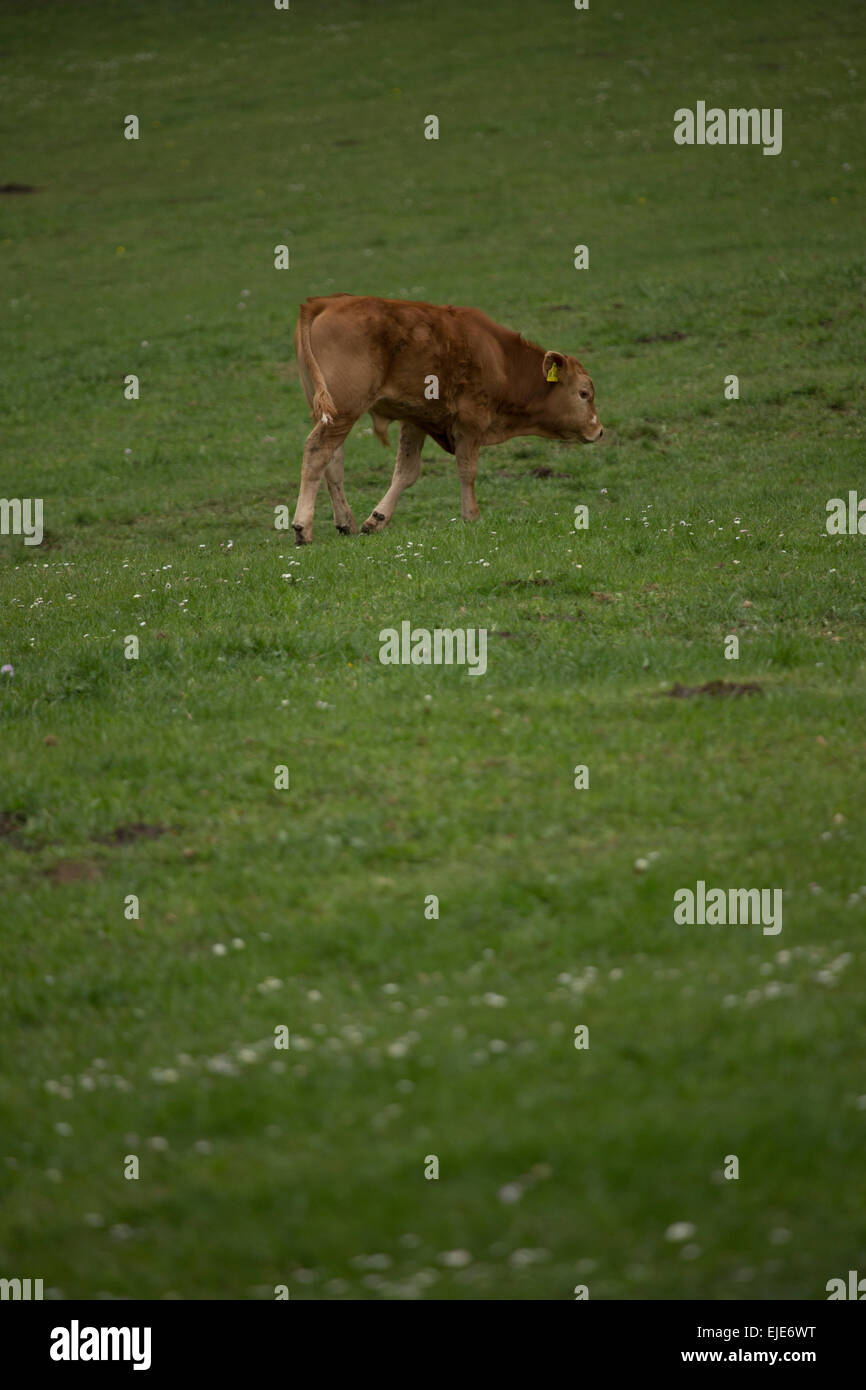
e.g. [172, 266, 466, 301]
[361, 510, 388, 534]
[293, 523, 313, 546]
[336, 515, 359, 535]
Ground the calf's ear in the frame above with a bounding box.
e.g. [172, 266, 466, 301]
[543, 350, 565, 383]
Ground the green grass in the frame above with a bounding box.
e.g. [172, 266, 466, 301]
[1, 0, 865, 1300]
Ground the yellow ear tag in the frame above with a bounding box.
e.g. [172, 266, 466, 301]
[546, 364, 559, 382]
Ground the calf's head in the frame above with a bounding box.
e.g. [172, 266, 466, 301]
[541, 351, 603, 443]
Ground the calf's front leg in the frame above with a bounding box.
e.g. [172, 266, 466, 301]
[455, 436, 481, 522]
[361, 420, 426, 533]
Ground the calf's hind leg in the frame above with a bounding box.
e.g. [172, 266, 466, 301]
[324, 444, 358, 534]
[292, 418, 354, 545]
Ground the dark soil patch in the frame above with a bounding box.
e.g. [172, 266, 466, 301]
[504, 577, 551, 588]
[48, 860, 102, 884]
[662, 680, 763, 699]
[94, 822, 172, 846]
[530, 465, 571, 479]
[0, 183, 38, 194]
[636, 330, 687, 343]
[1, 809, 49, 852]
[0, 810, 27, 837]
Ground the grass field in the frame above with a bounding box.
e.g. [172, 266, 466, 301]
[1, 0, 865, 1300]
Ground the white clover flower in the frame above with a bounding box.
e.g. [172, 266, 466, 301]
[665, 1221, 696, 1242]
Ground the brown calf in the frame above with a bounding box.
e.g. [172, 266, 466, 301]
[291, 293, 602, 544]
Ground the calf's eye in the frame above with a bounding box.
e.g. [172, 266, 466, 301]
[579, 389, 589, 399]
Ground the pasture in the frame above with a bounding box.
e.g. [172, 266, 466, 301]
[1, 0, 864, 1299]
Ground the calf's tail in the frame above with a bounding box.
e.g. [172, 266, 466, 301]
[297, 300, 338, 423]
